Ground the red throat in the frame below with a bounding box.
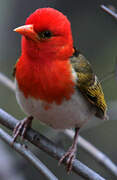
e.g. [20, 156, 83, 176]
[16, 55, 75, 105]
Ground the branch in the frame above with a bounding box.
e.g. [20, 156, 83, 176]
[0, 73, 117, 177]
[0, 141, 25, 180]
[0, 108, 106, 180]
[0, 128, 58, 180]
[64, 130, 117, 176]
[0, 72, 15, 92]
[100, 5, 117, 19]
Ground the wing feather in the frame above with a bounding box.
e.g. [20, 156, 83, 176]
[70, 49, 108, 119]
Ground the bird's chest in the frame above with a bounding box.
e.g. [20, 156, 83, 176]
[15, 58, 75, 105]
[15, 80, 95, 129]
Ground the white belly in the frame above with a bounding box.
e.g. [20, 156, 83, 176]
[15, 80, 96, 129]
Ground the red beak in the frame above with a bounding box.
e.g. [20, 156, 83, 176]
[14, 24, 39, 41]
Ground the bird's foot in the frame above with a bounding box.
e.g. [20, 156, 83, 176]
[12, 116, 33, 144]
[59, 146, 76, 173]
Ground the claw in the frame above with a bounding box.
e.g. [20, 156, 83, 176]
[59, 147, 76, 173]
[66, 152, 75, 173]
[59, 128, 80, 173]
[12, 116, 33, 144]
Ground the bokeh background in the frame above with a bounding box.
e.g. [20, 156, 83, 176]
[0, 0, 117, 179]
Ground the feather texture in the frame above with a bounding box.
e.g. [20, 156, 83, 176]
[70, 48, 107, 119]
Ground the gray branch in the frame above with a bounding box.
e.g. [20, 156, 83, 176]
[64, 130, 117, 177]
[101, 5, 117, 19]
[0, 128, 58, 180]
[0, 108, 106, 180]
[0, 72, 15, 92]
[0, 141, 25, 180]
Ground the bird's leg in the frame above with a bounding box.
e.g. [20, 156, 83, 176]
[59, 127, 80, 173]
[12, 116, 33, 143]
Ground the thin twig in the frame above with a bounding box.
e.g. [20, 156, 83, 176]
[0, 108, 106, 180]
[64, 130, 117, 177]
[0, 72, 15, 92]
[100, 5, 117, 84]
[0, 73, 116, 177]
[114, 57, 117, 82]
[100, 5, 117, 19]
[0, 128, 58, 180]
[100, 71, 114, 83]
[0, 141, 25, 180]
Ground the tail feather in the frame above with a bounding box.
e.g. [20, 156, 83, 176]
[95, 108, 109, 120]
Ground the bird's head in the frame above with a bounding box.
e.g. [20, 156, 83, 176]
[14, 8, 74, 59]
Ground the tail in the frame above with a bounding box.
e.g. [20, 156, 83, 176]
[95, 108, 109, 120]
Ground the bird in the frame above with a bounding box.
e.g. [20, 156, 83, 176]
[13, 7, 108, 172]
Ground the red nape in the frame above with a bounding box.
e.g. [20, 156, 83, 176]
[16, 56, 75, 105]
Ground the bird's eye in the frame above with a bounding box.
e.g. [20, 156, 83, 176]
[38, 30, 52, 39]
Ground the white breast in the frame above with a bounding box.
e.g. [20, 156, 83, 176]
[15, 79, 96, 129]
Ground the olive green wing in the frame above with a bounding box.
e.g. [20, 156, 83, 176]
[70, 49, 108, 119]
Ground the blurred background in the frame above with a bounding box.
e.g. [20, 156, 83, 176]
[0, 0, 117, 179]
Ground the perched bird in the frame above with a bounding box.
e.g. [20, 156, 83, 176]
[13, 8, 107, 172]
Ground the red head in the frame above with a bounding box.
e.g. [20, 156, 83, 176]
[15, 8, 75, 104]
[14, 8, 73, 60]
